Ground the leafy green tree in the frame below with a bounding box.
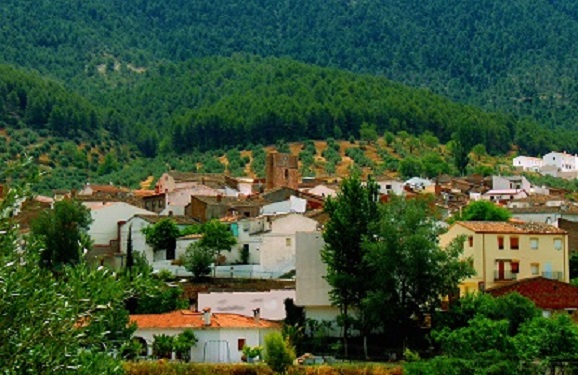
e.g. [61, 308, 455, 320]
[362, 196, 474, 345]
[434, 315, 515, 360]
[264, 331, 295, 374]
[0, 170, 129, 373]
[184, 242, 213, 279]
[399, 156, 423, 178]
[152, 334, 174, 359]
[454, 200, 512, 222]
[515, 313, 578, 369]
[198, 219, 237, 277]
[174, 329, 198, 362]
[128, 262, 188, 314]
[143, 218, 181, 259]
[321, 173, 379, 356]
[360, 122, 378, 144]
[31, 199, 92, 270]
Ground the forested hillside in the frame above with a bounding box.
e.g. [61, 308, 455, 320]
[2, 0, 578, 132]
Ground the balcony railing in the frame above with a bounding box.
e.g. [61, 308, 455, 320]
[494, 270, 517, 281]
[542, 271, 564, 281]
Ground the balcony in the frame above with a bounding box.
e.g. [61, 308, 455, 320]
[542, 271, 564, 281]
[494, 270, 517, 281]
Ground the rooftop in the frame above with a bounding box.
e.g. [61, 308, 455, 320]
[456, 221, 567, 234]
[130, 310, 281, 329]
[134, 214, 200, 225]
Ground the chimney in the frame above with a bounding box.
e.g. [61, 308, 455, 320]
[217, 194, 222, 203]
[203, 307, 212, 326]
[252, 308, 260, 324]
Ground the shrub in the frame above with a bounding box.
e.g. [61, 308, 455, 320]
[184, 242, 213, 279]
[152, 334, 174, 359]
[264, 332, 295, 374]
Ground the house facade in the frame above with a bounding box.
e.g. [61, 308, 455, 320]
[543, 152, 578, 172]
[130, 309, 280, 362]
[83, 202, 156, 267]
[119, 214, 198, 265]
[439, 221, 569, 295]
[513, 156, 544, 172]
[294, 231, 341, 333]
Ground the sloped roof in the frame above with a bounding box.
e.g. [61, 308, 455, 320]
[130, 310, 281, 329]
[133, 214, 199, 225]
[456, 221, 566, 234]
[486, 277, 578, 310]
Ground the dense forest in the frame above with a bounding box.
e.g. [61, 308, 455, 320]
[1, 0, 578, 132]
[1, 0, 577, 192]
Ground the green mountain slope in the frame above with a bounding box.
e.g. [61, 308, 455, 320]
[98, 55, 576, 156]
[1, 0, 578, 133]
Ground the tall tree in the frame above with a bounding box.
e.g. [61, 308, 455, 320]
[198, 219, 237, 277]
[362, 196, 474, 347]
[126, 224, 134, 280]
[143, 218, 180, 260]
[321, 173, 379, 357]
[31, 199, 92, 271]
[454, 200, 512, 222]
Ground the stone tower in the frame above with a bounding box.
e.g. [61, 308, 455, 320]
[265, 152, 299, 190]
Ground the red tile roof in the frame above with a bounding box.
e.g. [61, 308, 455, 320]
[486, 277, 578, 310]
[130, 310, 281, 329]
[456, 221, 567, 234]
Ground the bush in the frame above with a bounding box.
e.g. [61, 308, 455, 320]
[184, 242, 213, 279]
[264, 332, 295, 374]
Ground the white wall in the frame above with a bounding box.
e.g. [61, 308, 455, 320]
[259, 214, 318, 273]
[119, 217, 155, 264]
[133, 326, 277, 363]
[85, 202, 155, 246]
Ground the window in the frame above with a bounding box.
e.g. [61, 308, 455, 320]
[554, 238, 563, 251]
[531, 263, 540, 276]
[511, 261, 519, 274]
[530, 238, 539, 250]
[510, 237, 519, 250]
[286, 238, 292, 247]
[238, 338, 246, 351]
[468, 236, 474, 247]
[498, 236, 504, 250]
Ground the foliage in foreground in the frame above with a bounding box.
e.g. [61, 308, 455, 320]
[123, 362, 401, 375]
[406, 293, 578, 375]
[0, 163, 128, 374]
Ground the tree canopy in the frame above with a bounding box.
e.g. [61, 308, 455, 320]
[31, 199, 93, 270]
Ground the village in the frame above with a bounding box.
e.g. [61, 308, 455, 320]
[9, 149, 578, 368]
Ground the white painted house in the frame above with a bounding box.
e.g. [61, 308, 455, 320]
[294, 231, 341, 336]
[131, 309, 280, 362]
[119, 215, 199, 266]
[543, 152, 578, 172]
[83, 201, 155, 248]
[513, 156, 544, 172]
[259, 214, 319, 275]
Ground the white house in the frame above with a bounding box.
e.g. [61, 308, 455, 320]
[491, 176, 531, 192]
[294, 231, 341, 336]
[260, 196, 307, 215]
[543, 152, 578, 172]
[375, 180, 405, 196]
[119, 214, 199, 266]
[83, 201, 155, 249]
[513, 156, 544, 172]
[130, 309, 280, 362]
[482, 189, 528, 203]
[258, 214, 319, 275]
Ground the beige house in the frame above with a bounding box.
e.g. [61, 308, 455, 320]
[439, 221, 569, 295]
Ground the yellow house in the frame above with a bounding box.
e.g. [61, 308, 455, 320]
[439, 221, 569, 295]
